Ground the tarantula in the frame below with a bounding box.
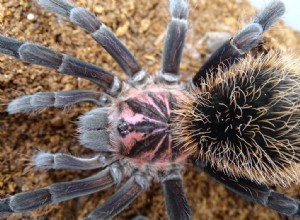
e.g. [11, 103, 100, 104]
[1, 0, 300, 219]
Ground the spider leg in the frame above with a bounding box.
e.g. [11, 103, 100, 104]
[157, 0, 188, 84]
[82, 172, 151, 220]
[33, 152, 114, 170]
[192, 0, 285, 85]
[196, 161, 300, 216]
[37, 0, 145, 83]
[0, 165, 122, 217]
[162, 168, 192, 220]
[7, 90, 112, 114]
[0, 35, 121, 96]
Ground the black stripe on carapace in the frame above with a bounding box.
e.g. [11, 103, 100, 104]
[148, 92, 168, 118]
[133, 120, 166, 133]
[124, 98, 166, 122]
[126, 132, 165, 158]
[151, 134, 170, 162]
[118, 118, 166, 137]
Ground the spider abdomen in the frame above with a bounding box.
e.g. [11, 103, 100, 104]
[110, 88, 187, 168]
[173, 52, 300, 186]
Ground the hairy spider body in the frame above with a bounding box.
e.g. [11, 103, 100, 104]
[173, 52, 300, 187]
[1, 0, 300, 219]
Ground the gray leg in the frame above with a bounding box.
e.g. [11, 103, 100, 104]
[0, 165, 122, 217]
[162, 169, 192, 220]
[157, 0, 188, 84]
[192, 0, 285, 85]
[82, 173, 151, 220]
[33, 152, 115, 170]
[196, 160, 300, 216]
[0, 35, 121, 95]
[7, 90, 112, 114]
[38, 0, 145, 83]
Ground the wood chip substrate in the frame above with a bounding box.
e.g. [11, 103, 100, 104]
[1, 0, 300, 219]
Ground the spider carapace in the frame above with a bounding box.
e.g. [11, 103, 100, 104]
[110, 88, 187, 167]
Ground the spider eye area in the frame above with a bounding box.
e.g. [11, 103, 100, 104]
[109, 88, 188, 168]
[117, 120, 130, 136]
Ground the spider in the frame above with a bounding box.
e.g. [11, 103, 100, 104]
[1, 0, 300, 219]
